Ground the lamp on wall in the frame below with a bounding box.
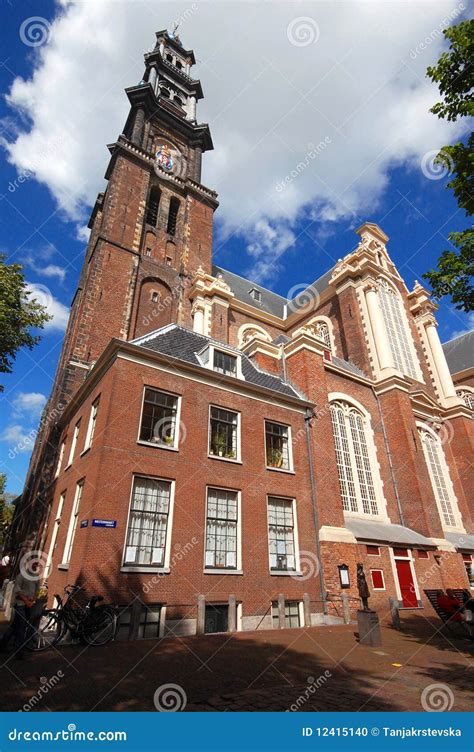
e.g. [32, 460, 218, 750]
[338, 564, 350, 589]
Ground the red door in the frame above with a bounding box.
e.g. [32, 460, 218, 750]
[395, 559, 418, 607]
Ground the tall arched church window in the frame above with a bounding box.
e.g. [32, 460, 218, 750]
[456, 389, 474, 410]
[145, 187, 161, 227]
[167, 197, 180, 236]
[377, 279, 417, 379]
[330, 401, 379, 516]
[418, 428, 459, 528]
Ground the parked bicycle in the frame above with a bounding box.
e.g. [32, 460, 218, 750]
[27, 584, 117, 651]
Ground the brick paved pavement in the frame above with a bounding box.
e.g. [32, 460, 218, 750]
[0, 615, 472, 712]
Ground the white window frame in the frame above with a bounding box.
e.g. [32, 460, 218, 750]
[45, 493, 65, 578]
[264, 420, 294, 472]
[208, 404, 241, 463]
[304, 315, 336, 353]
[329, 394, 388, 521]
[271, 600, 304, 628]
[370, 569, 386, 591]
[66, 420, 81, 468]
[55, 441, 66, 478]
[203, 486, 242, 574]
[137, 387, 182, 451]
[83, 397, 100, 452]
[197, 344, 244, 380]
[61, 480, 84, 566]
[121, 475, 175, 573]
[267, 495, 301, 575]
[456, 387, 474, 411]
[417, 422, 464, 532]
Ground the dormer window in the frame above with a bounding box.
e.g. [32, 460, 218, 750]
[166, 53, 173, 63]
[175, 60, 183, 70]
[214, 350, 237, 377]
[197, 344, 244, 380]
[250, 288, 261, 302]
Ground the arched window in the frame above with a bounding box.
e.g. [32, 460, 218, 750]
[330, 401, 379, 516]
[174, 96, 184, 108]
[418, 427, 459, 528]
[456, 388, 474, 410]
[312, 321, 331, 349]
[377, 279, 417, 379]
[160, 87, 170, 99]
[166, 197, 180, 235]
[145, 187, 161, 227]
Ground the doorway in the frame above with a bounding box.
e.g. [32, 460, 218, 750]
[393, 548, 419, 608]
[204, 604, 228, 634]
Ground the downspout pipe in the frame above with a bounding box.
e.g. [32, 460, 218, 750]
[372, 387, 405, 527]
[304, 408, 328, 615]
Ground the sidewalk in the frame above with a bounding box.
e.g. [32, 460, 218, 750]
[0, 615, 472, 712]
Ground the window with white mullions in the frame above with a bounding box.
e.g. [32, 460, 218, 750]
[205, 488, 238, 569]
[330, 402, 379, 516]
[419, 429, 457, 527]
[63, 481, 83, 565]
[209, 406, 238, 460]
[456, 389, 474, 410]
[268, 497, 296, 571]
[378, 279, 417, 379]
[213, 350, 237, 376]
[139, 388, 179, 447]
[265, 421, 291, 470]
[124, 477, 171, 566]
[271, 600, 301, 628]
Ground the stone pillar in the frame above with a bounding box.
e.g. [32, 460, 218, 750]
[148, 66, 157, 91]
[303, 593, 311, 627]
[365, 283, 392, 371]
[228, 594, 237, 632]
[131, 107, 145, 147]
[194, 146, 202, 182]
[196, 594, 205, 635]
[188, 95, 197, 121]
[424, 319, 457, 399]
[192, 303, 205, 335]
[278, 593, 286, 629]
[389, 597, 401, 630]
[341, 592, 351, 624]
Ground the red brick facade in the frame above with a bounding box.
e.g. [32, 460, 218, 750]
[10, 29, 473, 639]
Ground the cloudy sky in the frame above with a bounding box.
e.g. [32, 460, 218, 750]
[0, 0, 472, 493]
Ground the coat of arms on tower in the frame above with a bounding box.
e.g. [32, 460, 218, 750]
[155, 143, 174, 173]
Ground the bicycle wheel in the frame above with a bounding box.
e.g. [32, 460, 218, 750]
[80, 607, 116, 646]
[26, 610, 64, 651]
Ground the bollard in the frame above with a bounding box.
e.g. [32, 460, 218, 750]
[341, 592, 351, 624]
[389, 596, 401, 630]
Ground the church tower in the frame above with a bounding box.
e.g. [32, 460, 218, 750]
[57, 28, 218, 409]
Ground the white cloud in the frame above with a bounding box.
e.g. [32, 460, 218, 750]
[26, 282, 69, 332]
[4, 1, 470, 283]
[449, 312, 474, 340]
[24, 257, 67, 282]
[0, 424, 38, 452]
[12, 392, 47, 419]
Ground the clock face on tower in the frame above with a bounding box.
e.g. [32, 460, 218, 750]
[154, 141, 182, 176]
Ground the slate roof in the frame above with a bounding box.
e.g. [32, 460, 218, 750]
[442, 331, 474, 375]
[212, 264, 335, 319]
[332, 356, 368, 379]
[132, 325, 306, 400]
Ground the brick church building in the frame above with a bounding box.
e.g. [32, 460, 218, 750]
[10, 29, 473, 639]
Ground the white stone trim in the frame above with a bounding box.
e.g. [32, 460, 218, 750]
[319, 525, 357, 544]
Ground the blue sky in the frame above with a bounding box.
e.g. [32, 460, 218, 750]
[1, 0, 472, 495]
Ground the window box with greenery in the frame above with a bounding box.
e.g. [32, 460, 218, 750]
[265, 421, 292, 471]
[209, 406, 239, 461]
[138, 388, 180, 449]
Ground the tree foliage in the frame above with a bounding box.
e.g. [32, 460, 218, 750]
[0, 254, 51, 387]
[423, 19, 474, 312]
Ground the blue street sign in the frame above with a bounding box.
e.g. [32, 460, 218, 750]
[80, 520, 88, 528]
[92, 519, 117, 528]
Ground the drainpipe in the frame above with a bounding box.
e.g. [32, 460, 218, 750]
[372, 387, 405, 527]
[304, 408, 327, 615]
